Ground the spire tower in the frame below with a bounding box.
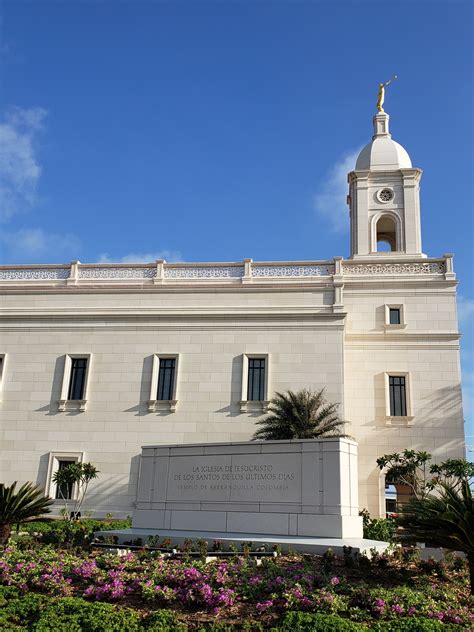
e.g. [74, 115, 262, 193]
[347, 103, 424, 258]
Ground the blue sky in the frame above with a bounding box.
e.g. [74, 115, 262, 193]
[0, 0, 473, 445]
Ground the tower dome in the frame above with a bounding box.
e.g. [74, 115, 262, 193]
[355, 112, 412, 171]
[347, 106, 424, 259]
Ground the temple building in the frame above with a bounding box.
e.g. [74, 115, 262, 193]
[0, 105, 466, 518]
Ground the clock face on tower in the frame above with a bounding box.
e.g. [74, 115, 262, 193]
[377, 188, 394, 203]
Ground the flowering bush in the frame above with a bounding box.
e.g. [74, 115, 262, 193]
[0, 543, 472, 628]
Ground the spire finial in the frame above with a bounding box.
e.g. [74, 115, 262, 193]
[376, 75, 398, 113]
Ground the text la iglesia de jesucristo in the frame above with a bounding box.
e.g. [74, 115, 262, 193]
[173, 463, 296, 482]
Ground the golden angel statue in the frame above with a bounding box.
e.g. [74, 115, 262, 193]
[377, 75, 397, 112]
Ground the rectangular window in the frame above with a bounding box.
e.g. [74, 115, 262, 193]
[55, 460, 74, 500]
[47, 452, 84, 500]
[247, 358, 266, 401]
[389, 308, 401, 325]
[68, 358, 88, 400]
[389, 375, 407, 416]
[157, 358, 176, 401]
[385, 304, 405, 328]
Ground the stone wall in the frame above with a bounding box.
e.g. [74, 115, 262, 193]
[134, 439, 362, 538]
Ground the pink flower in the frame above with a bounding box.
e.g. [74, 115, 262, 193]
[256, 600, 273, 613]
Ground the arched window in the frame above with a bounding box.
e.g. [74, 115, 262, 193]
[376, 215, 397, 252]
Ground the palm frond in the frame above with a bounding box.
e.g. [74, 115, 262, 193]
[0, 482, 53, 525]
[253, 388, 347, 441]
[397, 480, 474, 553]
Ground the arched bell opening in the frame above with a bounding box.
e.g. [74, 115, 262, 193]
[375, 215, 398, 252]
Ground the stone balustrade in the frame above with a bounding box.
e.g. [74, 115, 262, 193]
[0, 256, 451, 283]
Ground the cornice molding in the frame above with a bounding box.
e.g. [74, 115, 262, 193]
[0, 305, 345, 319]
[345, 332, 460, 342]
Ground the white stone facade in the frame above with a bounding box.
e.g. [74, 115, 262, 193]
[0, 111, 466, 518]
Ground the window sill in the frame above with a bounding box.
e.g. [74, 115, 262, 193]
[240, 400, 270, 413]
[385, 415, 414, 427]
[148, 399, 178, 413]
[384, 324, 407, 330]
[58, 399, 87, 412]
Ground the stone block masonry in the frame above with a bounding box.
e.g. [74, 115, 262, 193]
[133, 438, 363, 539]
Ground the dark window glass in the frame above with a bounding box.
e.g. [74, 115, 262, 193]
[248, 358, 266, 401]
[68, 358, 87, 400]
[389, 308, 401, 325]
[55, 460, 74, 500]
[157, 358, 176, 400]
[389, 376, 407, 416]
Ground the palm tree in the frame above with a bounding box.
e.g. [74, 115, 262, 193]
[252, 388, 348, 441]
[0, 482, 53, 545]
[52, 462, 99, 520]
[397, 480, 474, 594]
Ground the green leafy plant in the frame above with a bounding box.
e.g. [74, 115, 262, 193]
[0, 482, 53, 545]
[197, 538, 209, 558]
[377, 451, 474, 504]
[279, 611, 367, 630]
[360, 509, 396, 542]
[321, 548, 335, 573]
[144, 608, 187, 630]
[253, 388, 347, 440]
[428, 459, 474, 490]
[271, 543, 282, 556]
[376, 450, 432, 500]
[397, 479, 474, 594]
[34, 597, 142, 631]
[17, 517, 131, 547]
[228, 542, 238, 554]
[371, 619, 446, 631]
[212, 539, 224, 552]
[52, 462, 99, 520]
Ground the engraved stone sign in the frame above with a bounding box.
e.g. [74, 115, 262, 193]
[134, 439, 363, 539]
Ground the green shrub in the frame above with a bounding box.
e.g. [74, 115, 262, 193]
[0, 592, 52, 631]
[0, 585, 21, 605]
[6, 593, 52, 625]
[17, 518, 131, 547]
[33, 597, 141, 631]
[144, 609, 187, 630]
[360, 510, 396, 542]
[278, 612, 368, 631]
[371, 618, 454, 631]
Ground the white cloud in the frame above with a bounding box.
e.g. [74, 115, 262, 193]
[0, 228, 80, 262]
[97, 250, 183, 264]
[0, 106, 47, 221]
[458, 296, 474, 326]
[313, 148, 361, 232]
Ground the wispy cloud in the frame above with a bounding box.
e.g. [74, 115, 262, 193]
[97, 250, 183, 264]
[0, 228, 80, 263]
[0, 106, 47, 221]
[313, 148, 361, 232]
[0, 105, 82, 265]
